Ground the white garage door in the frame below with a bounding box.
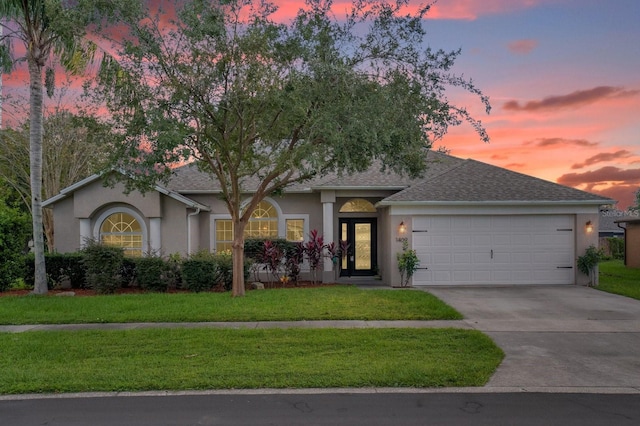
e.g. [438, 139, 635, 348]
[412, 215, 575, 285]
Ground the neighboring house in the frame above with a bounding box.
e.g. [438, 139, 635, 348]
[614, 218, 640, 269]
[599, 208, 634, 238]
[43, 151, 612, 286]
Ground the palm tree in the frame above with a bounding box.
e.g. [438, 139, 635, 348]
[0, 0, 139, 294]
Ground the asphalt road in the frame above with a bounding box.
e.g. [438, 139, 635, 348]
[2, 392, 640, 426]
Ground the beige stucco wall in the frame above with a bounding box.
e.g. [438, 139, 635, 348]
[73, 180, 161, 219]
[50, 195, 80, 253]
[159, 196, 189, 256]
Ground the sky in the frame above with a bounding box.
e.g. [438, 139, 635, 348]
[2, 0, 639, 209]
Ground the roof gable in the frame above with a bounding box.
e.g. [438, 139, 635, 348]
[43, 172, 210, 211]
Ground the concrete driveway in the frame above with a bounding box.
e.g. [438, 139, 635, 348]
[426, 286, 640, 392]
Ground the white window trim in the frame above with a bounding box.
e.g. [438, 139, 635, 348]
[93, 206, 148, 254]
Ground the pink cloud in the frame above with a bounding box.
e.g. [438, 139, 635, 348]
[525, 137, 599, 148]
[508, 39, 538, 54]
[596, 185, 638, 210]
[427, 0, 557, 20]
[571, 150, 635, 169]
[557, 166, 640, 187]
[504, 86, 640, 112]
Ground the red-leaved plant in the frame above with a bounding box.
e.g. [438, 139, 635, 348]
[260, 240, 284, 284]
[304, 229, 324, 284]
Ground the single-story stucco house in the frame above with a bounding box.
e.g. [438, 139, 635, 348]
[43, 151, 613, 287]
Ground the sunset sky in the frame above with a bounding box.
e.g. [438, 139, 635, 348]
[2, 0, 639, 208]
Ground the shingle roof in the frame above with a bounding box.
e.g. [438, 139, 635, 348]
[167, 150, 463, 192]
[165, 151, 613, 205]
[600, 209, 638, 232]
[380, 157, 614, 204]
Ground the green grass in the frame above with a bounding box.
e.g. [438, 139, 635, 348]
[598, 260, 640, 300]
[0, 286, 462, 325]
[0, 328, 503, 394]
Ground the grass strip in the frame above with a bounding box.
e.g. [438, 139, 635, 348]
[0, 286, 461, 325]
[598, 260, 640, 300]
[0, 328, 502, 394]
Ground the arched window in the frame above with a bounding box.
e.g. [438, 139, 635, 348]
[340, 198, 376, 213]
[245, 200, 278, 238]
[99, 212, 143, 257]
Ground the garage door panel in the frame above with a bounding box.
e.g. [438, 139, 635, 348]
[453, 235, 472, 246]
[473, 252, 491, 264]
[413, 215, 575, 286]
[432, 253, 451, 265]
[473, 235, 492, 245]
[453, 253, 472, 264]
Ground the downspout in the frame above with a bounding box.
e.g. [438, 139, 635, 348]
[187, 207, 201, 256]
[617, 222, 627, 266]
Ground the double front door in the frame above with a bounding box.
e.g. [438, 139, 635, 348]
[339, 218, 377, 276]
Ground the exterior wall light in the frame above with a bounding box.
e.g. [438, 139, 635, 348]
[398, 221, 407, 235]
[585, 220, 594, 234]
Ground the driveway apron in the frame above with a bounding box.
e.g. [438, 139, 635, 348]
[426, 286, 640, 390]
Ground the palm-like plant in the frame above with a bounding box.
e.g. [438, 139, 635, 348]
[0, 0, 140, 294]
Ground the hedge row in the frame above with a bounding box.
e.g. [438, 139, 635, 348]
[19, 245, 248, 294]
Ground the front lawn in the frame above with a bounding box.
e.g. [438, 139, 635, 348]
[0, 286, 462, 324]
[598, 260, 640, 300]
[0, 328, 503, 394]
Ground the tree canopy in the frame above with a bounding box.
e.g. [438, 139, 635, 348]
[0, 110, 114, 250]
[0, 0, 143, 294]
[93, 0, 491, 296]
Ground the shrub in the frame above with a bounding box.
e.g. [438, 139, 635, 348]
[182, 258, 218, 292]
[82, 241, 124, 294]
[260, 240, 284, 283]
[120, 258, 138, 288]
[284, 242, 304, 284]
[397, 239, 420, 287]
[45, 252, 86, 289]
[23, 252, 86, 289]
[304, 230, 324, 284]
[0, 204, 31, 292]
[606, 237, 624, 260]
[135, 256, 172, 292]
[577, 245, 604, 287]
[214, 251, 234, 291]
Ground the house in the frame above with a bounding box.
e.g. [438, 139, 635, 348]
[614, 218, 640, 268]
[599, 208, 633, 238]
[43, 151, 612, 286]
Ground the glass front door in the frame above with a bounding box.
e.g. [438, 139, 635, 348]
[340, 218, 377, 276]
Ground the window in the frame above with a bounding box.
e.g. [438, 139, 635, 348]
[339, 198, 376, 213]
[215, 200, 297, 252]
[245, 201, 278, 239]
[100, 212, 143, 257]
[286, 219, 304, 242]
[215, 219, 233, 253]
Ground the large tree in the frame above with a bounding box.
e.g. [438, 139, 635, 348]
[0, 0, 141, 294]
[0, 110, 113, 250]
[95, 0, 490, 296]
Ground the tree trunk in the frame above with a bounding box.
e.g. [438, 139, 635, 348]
[231, 217, 246, 297]
[28, 58, 48, 295]
[43, 208, 54, 252]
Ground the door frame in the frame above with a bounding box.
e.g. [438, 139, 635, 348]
[339, 218, 377, 277]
